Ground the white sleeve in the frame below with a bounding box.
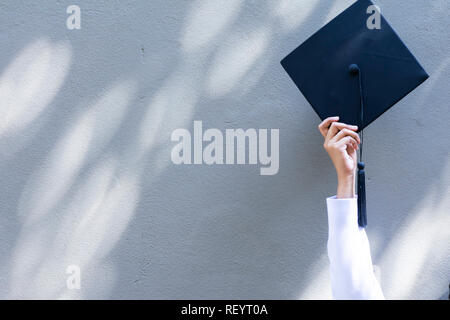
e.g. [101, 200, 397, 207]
[326, 196, 385, 300]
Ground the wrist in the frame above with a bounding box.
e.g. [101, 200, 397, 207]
[337, 174, 355, 199]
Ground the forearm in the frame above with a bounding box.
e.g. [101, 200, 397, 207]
[336, 174, 355, 199]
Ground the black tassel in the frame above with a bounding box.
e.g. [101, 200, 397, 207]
[349, 64, 367, 228]
[357, 161, 367, 228]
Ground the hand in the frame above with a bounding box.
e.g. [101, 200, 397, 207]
[318, 117, 360, 198]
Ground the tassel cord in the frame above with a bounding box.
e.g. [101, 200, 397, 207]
[349, 63, 367, 228]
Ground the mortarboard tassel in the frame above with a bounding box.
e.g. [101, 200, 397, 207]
[357, 162, 367, 227]
[349, 64, 367, 228]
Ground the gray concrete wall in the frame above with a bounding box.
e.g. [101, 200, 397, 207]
[0, 0, 448, 299]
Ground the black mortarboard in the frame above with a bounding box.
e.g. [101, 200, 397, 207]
[281, 0, 429, 227]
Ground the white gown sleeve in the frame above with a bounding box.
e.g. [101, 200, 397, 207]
[326, 196, 385, 300]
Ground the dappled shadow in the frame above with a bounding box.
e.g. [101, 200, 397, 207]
[0, 0, 448, 299]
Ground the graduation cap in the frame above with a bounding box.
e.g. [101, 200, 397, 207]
[281, 0, 429, 227]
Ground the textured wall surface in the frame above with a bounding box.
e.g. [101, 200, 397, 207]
[0, 0, 448, 299]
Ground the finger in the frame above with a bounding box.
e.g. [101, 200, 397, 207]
[333, 129, 360, 146]
[326, 122, 359, 142]
[318, 116, 339, 138]
[332, 128, 361, 145]
[336, 136, 359, 151]
[349, 137, 358, 151]
[346, 139, 357, 154]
